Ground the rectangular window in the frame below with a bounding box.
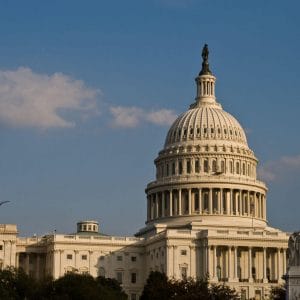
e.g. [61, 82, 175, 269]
[179, 161, 183, 174]
[131, 294, 137, 300]
[131, 256, 137, 262]
[186, 160, 191, 174]
[0, 245, 3, 250]
[204, 160, 209, 173]
[195, 160, 200, 173]
[166, 164, 169, 176]
[67, 254, 72, 260]
[131, 272, 137, 283]
[116, 272, 123, 284]
[181, 250, 187, 256]
[172, 162, 176, 175]
[117, 255, 123, 261]
[82, 255, 87, 260]
[181, 267, 187, 280]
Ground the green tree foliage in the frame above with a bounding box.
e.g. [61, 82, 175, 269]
[269, 285, 286, 300]
[0, 268, 127, 300]
[140, 271, 172, 300]
[141, 271, 239, 300]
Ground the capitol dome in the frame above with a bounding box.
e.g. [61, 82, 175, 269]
[164, 104, 248, 149]
[143, 44, 267, 232]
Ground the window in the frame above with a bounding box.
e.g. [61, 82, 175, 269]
[186, 160, 191, 174]
[131, 294, 137, 300]
[116, 272, 123, 284]
[236, 162, 240, 174]
[0, 245, 2, 250]
[212, 160, 217, 172]
[181, 267, 187, 280]
[88, 225, 92, 230]
[131, 256, 137, 262]
[82, 255, 87, 260]
[221, 161, 225, 173]
[181, 250, 187, 256]
[100, 256, 105, 260]
[172, 162, 176, 175]
[166, 164, 169, 176]
[195, 160, 200, 173]
[131, 272, 137, 283]
[204, 159, 209, 173]
[179, 161, 183, 175]
[67, 254, 72, 260]
[117, 255, 123, 261]
[229, 161, 233, 173]
[83, 225, 87, 231]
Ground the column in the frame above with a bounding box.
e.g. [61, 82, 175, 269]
[228, 246, 232, 280]
[198, 188, 202, 213]
[59, 250, 64, 277]
[36, 254, 40, 279]
[178, 189, 182, 215]
[283, 249, 287, 275]
[277, 248, 282, 283]
[228, 190, 232, 215]
[235, 191, 239, 215]
[15, 253, 19, 269]
[173, 246, 178, 278]
[239, 190, 243, 215]
[169, 190, 173, 217]
[218, 189, 222, 214]
[26, 253, 30, 275]
[248, 247, 253, 282]
[213, 246, 217, 280]
[190, 246, 196, 277]
[174, 191, 178, 215]
[162, 192, 165, 217]
[89, 250, 93, 274]
[234, 247, 238, 281]
[188, 189, 192, 215]
[150, 195, 153, 219]
[209, 189, 213, 214]
[74, 250, 79, 271]
[247, 191, 250, 215]
[263, 248, 268, 283]
[155, 193, 159, 218]
[166, 245, 173, 277]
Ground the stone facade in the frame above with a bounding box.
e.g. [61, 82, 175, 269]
[0, 47, 289, 300]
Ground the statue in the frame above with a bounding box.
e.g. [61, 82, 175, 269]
[202, 44, 209, 62]
[199, 44, 212, 75]
[287, 232, 300, 300]
[289, 232, 300, 266]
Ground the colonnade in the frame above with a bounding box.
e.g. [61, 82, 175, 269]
[147, 188, 266, 221]
[203, 246, 286, 284]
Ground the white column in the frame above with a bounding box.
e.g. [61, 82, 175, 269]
[169, 190, 173, 217]
[199, 188, 202, 213]
[263, 248, 268, 283]
[235, 191, 239, 215]
[247, 191, 250, 215]
[234, 247, 238, 281]
[248, 247, 253, 282]
[228, 246, 232, 280]
[188, 189, 192, 215]
[213, 246, 217, 280]
[178, 189, 182, 215]
[239, 190, 243, 215]
[209, 189, 213, 214]
[162, 192, 165, 217]
[218, 189, 222, 214]
[166, 245, 173, 277]
[283, 249, 287, 275]
[190, 246, 196, 277]
[89, 250, 93, 274]
[277, 248, 282, 282]
[228, 189, 232, 215]
[173, 246, 178, 278]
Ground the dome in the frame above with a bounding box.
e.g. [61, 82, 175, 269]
[164, 103, 248, 149]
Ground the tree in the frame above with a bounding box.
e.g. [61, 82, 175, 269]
[210, 283, 239, 300]
[140, 271, 172, 300]
[269, 285, 286, 300]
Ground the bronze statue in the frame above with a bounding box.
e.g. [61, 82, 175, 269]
[199, 43, 212, 75]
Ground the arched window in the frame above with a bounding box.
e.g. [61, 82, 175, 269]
[212, 160, 217, 172]
[179, 161, 183, 175]
[242, 163, 246, 175]
[236, 162, 240, 174]
[195, 160, 200, 173]
[204, 159, 209, 173]
[172, 162, 176, 175]
[229, 161, 233, 173]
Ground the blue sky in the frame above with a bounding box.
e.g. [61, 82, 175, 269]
[0, 0, 299, 236]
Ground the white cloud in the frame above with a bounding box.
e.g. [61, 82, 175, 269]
[109, 106, 177, 128]
[0, 67, 99, 129]
[258, 155, 300, 182]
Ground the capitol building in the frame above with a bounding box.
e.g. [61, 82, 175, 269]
[0, 45, 289, 300]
